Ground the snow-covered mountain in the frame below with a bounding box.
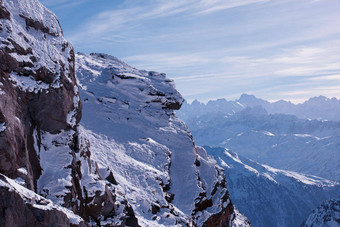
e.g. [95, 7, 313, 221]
[205, 147, 340, 227]
[0, 0, 251, 226]
[178, 94, 340, 122]
[302, 196, 340, 227]
[75, 53, 250, 226]
[178, 105, 340, 181]
[0, 0, 82, 225]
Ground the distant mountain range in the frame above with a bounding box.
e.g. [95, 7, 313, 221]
[177, 95, 340, 181]
[205, 146, 340, 227]
[178, 94, 340, 121]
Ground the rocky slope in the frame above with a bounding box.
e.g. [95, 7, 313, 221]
[205, 147, 340, 227]
[0, 0, 251, 226]
[75, 53, 250, 226]
[178, 105, 340, 181]
[302, 196, 340, 227]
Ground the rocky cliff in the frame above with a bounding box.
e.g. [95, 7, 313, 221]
[0, 0, 82, 225]
[0, 0, 250, 226]
[75, 53, 250, 226]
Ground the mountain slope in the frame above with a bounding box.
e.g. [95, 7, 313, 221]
[76, 53, 250, 226]
[302, 196, 340, 227]
[0, 0, 251, 226]
[179, 105, 340, 181]
[205, 147, 340, 227]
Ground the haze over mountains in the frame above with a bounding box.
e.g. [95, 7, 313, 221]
[1, 0, 339, 226]
[205, 147, 340, 227]
[177, 94, 340, 181]
[178, 94, 340, 226]
[179, 94, 340, 121]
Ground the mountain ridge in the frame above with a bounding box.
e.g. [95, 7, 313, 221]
[204, 146, 340, 227]
[0, 0, 251, 225]
[179, 94, 340, 121]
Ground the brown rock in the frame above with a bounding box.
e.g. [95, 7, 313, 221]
[0, 1, 10, 20]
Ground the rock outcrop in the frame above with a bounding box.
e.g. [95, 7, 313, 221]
[0, 0, 82, 225]
[0, 0, 80, 187]
[0, 173, 87, 227]
[75, 53, 250, 226]
[302, 196, 340, 227]
[0, 0, 250, 226]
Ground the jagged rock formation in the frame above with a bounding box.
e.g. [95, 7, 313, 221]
[0, 0, 83, 225]
[0, 0, 250, 226]
[302, 196, 340, 227]
[205, 147, 340, 227]
[0, 173, 86, 226]
[0, 0, 80, 185]
[75, 53, 250, 226]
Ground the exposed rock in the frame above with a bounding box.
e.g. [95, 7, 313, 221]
[302, 196, 340, 227]
[0, 0, 81, 191]
[0, 173, 87, 227]
[0, 0, 251, 226]
[0, 1, 10, 20]
[75, 53, 250, 226]
[0, 0, 82, 225]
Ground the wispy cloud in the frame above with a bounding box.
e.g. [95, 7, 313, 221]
[39, 0, 87, 10]
[48, 0, 340, 102]
[196, 0, 269, 14]
[68, 0, 271, 43]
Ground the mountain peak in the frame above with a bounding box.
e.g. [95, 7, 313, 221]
[239, 93, 257, 101]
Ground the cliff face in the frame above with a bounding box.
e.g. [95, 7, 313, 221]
[0, 0, 250, 226]
[0, 0, 82, 225]
[0, 0, 80, 189]
[75, 53, 250, 226]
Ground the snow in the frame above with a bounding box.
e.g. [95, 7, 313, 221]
[9, 72, 50, 93]
[17, 167, 28, 176]
[37, 130, 75, 205]
[179, 102, 340, 181]
[206, 146, 340, 227]
[75, 53, 239, 226]
[0, 122, 6, 132]
[302, 196, 340, 227]
[0, 173, 84, 224]
[0, 82, 5, 95]
[2, 0, 74, 93]
[232, 208, 251, 227]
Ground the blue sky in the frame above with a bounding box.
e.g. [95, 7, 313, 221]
[40, 0, 340, 103]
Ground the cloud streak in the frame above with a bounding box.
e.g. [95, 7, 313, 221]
[47, 0, 340, 103]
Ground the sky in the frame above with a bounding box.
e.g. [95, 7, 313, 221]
[39, 0, 340, 103]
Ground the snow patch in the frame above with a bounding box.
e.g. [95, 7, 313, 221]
[0, 122, 6, 132]
[0, 173, 84, 224]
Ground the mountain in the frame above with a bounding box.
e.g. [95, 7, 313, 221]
[205, 147, 340, 227]
[0, 0, 250, 226]
[302, 196, 340, 227]
[178, 105, 340, 181]
[178, 94, 340, 122]
[75, 53, 250, 226]
[0, 0, 82, 225]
